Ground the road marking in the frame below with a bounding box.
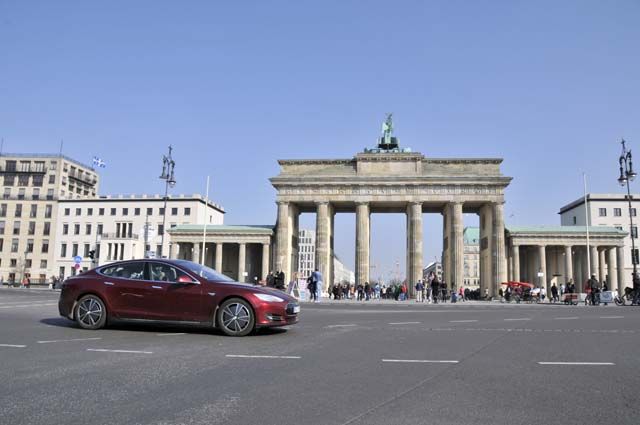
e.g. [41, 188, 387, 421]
[156, 333, 187, 336]
[325, 324, 357, 328]
[0, 302, 57, 309]
[87, 349, 153, 354]
[599, 316, 624, 319]
[537, 362, 615, 366]
[226, 355, 301, 359]
[37, 337, 102, 344]
[388, 322, 421, 325]
[450, 320, 478, 323]
[382, 359, 459, 364]
[0, 344, 26, 348]
[554, 317, 579, 320]
[504, 318, 531, 321]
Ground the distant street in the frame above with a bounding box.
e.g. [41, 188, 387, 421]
[1, 288, 639, 425]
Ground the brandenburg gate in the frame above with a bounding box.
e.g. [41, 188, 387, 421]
[270, 116, 512, 296]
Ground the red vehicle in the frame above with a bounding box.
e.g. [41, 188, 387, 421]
[58, 259, 300, 336]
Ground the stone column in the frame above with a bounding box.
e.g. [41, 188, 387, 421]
[512, 245, 520, 282]
[192, 242, 200, 264]
[406, 202, 423, 297]
[607, 248, 617, 292]
[564, 245, 573, 284]
[616, 246, 626, 293]
[442, 205, 452, 286]
[590, 245, 599, 279]
[215, 243, 223, 271]
[451, 202, 464, 290]
[275, 201, 292, 279]
[238, 243, 246, 282]
[478, 204, 493, 295]
[356, 202, 370, 285]
[538, 245, 547, 291]
[261, 243, 270, 281]
[315, 202, 333, 293]
[493, 202, 507, 297]
[598, 248, 606, 284]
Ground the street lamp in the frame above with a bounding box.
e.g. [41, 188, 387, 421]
[159, 146, 176, 257]
[617, 139, 638, 294]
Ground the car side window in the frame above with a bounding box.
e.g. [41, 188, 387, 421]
[100, 263, 145, 280]
[149, 263, 190, 283]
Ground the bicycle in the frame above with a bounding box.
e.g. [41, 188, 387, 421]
[614, 288, 639, 306]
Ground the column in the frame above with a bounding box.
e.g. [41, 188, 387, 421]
[478, 204, 493, 295]
[442, 205, 451, 286]
[493, 202, 507, 297]
[598, 248, 606, 284]
[261, 243, 270, 281]
[406, 202, 423, 297]
[275, 201, 292, 279]
[238, 243, 246, 282]
[616, 246, 626, 293]
[215, 243, 223, 271]
[512, 245, 520, 282]
[355, 202, 370, 285]
[451, 202, 464, 290]
[607, 248, 617, 292]
[315, 202, 333, 293]
[538, 245, 547, 291]
[590, 245, 599, 280]
[193, 242, 201, 264]
[564, 245, 573, 284]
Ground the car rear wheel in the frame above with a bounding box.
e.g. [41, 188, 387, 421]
[217, 298, 255, 337]
[75, 295, 107, 330]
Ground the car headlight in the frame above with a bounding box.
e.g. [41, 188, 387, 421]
[254, 293, 285, 303]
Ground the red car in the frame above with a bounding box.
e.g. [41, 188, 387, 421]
[58, 259, 300, 336]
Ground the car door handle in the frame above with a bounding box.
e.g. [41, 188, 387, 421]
[152, 286, 162, 289]
[104, 281, 114, 286]
[208, 292, 216, 297]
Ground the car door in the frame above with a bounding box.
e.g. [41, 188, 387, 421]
[147, 262, 205, 322]
[99, 261, 151, 319]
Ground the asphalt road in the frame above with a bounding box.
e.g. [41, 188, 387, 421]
[0, 288, 638, 425]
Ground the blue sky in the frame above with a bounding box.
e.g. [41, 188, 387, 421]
[1, 1, 639, 279]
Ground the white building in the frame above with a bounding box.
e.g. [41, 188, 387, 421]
[297, 228, 354, 284]
[423, 261, 442, 282]
[333, 254, 355, 285]
[54, 194, 224, 277]
[0, 153, 99, 283]
[559, 193, 638, 288]
[463, 227, 480, 288]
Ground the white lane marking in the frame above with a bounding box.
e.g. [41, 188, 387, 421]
[538, 362, 615, 366]
[87, 349, 153, 354]
[37, 337, 102, 344]
[554, 317, 579, 320]
[450, 320, 478, 323]
[0, 344, 27, 348]
[325, 324, 357, 328]
[156, 333, 187, 337]
[382, 359, 459, 364]
[600, 316, 624, 319]
[388, 322, 421, 325]
[504, 318, 531, 321]
[226, 355, 301, 359]
[0, 303, 57, 309]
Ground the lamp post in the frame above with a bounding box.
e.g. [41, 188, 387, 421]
[159, 146, 176, 258]
[617, 139, 638, 294]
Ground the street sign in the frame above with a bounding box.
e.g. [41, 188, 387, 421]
[537, 272, 544, 277]
[73, 263, 81, 269]
[73, 256, 82, 264]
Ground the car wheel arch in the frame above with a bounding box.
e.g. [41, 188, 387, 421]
[213, 295, 256, 329]
[74, 292, 111, 321]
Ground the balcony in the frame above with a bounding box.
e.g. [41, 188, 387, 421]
[100, 232, 139, 240]
[67, 171, 97, 187]
[0, 166, 47, 174]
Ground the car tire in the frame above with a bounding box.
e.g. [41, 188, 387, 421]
[75, 295, 107, 330]
[217, 298, 255, 337]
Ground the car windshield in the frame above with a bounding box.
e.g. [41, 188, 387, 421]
[173, 260, 234, 282]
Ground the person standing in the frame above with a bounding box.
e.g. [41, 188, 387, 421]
[311, 268, 322, 302]
[415, 280, 423, 303]
[266, 271, 275, 288]
[551, 283, 559, 303]
[587, 274, 599, 306]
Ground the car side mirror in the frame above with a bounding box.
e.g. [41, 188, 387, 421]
[177, 275, 195, 284]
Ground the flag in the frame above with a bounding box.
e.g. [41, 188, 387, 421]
[92, 156, 106, 168]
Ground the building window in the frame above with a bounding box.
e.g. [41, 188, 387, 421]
[0, 238, 3, 252]
[171, 207, 178, 216]
[84, 244, 90, 257]
[40, 260, 47, 269]
[62, 224, 69, 235]
[10, 259, 16, 267]
[42, 240, 49, 253]
[61, 243, 67, 257]
[18, 175, 29, 186]
[75, 208, 81, 216]
[32, 188, 40, 200]
[13, 221, 20, 235]
[47, 189, 54, 200]
[64, 208, 70, 216]
[134, 208, 140, 216]
[0, 221, 4, 234]
[25, 259, 32, 268]
[159, 208, 165, 215]
[184, 208, 191, 216]
[3, 188, 10, 199]
[633, 249, 639, 266]
[3, 173, 15, 187]
[0, 204, 6, 218]
[147, 208, 153, 216]
[598, 208, 607, 217]
[11, 238, 18, 253]
[15, 204, 22, 217]
[49, 175, 55, 184]
[30, 204, 37, 218]
[86, 224, 92, 235]
[32, 175, 43, 187]
[158, 224, 164, 236]
[28, 222, 35, 235]
[87, 208, 93, 216]
[110, 208, 116, 216]
[26, 239, 34, 253]
[97, 224, 103, 235]
[74, 224, 80, 235]
[18, 189, 25, 201]
[99, 208, 105, 216]
[632, 226, 638, 239]
[72, 244, 78, 257]
[632, 208, 637, 217]
[614, 208, 622, 217]
[43, 222, 50, 236]
[123, 208, 129, 216]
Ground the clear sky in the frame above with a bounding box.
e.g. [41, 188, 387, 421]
[1, 1, 639, 280]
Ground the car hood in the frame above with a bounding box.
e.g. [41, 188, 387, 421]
[219, 281, 297, 302]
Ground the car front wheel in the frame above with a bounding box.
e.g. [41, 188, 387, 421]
[75, 295, 107, 330]
[217, 298, 255, 337]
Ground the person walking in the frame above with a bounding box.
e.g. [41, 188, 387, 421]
[551, 283, 558, 303]
[415, 280, 423, 303]
[587, 274, 599, 306]
[311, 268, 323, 302]
[431, 277, 440, 304]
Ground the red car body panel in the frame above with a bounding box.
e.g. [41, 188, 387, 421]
[58, 259, 299, 330]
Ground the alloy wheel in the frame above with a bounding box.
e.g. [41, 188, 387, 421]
[221, 302, 251, 333]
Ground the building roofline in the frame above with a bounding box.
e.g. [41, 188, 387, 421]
[559, 193, 640, 214]
[58, 194, 225, 213]
[0, 153, 96, 172]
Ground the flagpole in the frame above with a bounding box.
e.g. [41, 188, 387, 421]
[584, 173, 591, 285]
[200, 176, 210, 265]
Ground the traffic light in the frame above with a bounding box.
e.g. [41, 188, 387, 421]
[88, 250, 96, 260]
